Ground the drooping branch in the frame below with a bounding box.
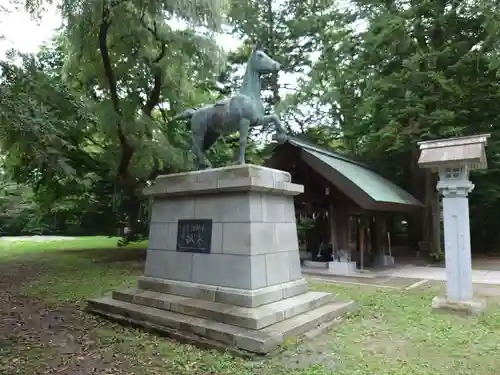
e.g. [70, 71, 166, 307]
[99, 6, 120, 115]
[135, 16, 171, 179]
[137, 16, 167, 118]
[98, 2, 134, 183]
[144, 42, 166, 117]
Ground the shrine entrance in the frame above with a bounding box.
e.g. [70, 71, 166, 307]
[267, 136, 422, 270]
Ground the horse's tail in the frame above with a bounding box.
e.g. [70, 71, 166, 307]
[169, 108, 196, 123]
[166, 108, 195, 150]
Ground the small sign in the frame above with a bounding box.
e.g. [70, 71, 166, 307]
[176, 219, 212, 253]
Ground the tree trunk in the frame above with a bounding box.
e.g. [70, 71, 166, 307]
[408, 148, 425, 254]
[430, 173, 442, 256]
[420, 169, 441, 258]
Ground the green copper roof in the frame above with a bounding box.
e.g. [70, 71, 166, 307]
[286, 137, 422, 210]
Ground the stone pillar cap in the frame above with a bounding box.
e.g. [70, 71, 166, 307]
[142, 164, 304, 198]
[417, 134, 490, 170]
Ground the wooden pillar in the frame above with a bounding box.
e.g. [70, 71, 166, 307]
[328, 203, 338, 252]
[335, 207, 348, 250]
[359, 217, 365, 270]
[375, 214, 387, 255]
[381, 214, 389, 255]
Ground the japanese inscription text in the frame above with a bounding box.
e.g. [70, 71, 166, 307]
[176, 219, 212, 253]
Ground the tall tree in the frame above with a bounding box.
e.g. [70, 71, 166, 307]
[1, 0, 230, 238]
[302, 0, 500, 254]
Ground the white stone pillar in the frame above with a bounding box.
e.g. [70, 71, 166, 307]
[418, 134, 490, 315]
[438, 176, 474, 302]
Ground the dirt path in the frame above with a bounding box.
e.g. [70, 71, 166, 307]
[0, 260, 130, 375]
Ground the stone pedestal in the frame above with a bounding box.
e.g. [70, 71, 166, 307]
[87, 165, 355, 355]
[431, 296, 486, 316]
[381, 255, 395, 267]
[328, 260, 357, 275]
[373, 249, 395, 268]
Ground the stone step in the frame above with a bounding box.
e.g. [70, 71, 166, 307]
[87, 295, 356, 354]
[262, 301, 352, 339]
[112, 288, 332, 330]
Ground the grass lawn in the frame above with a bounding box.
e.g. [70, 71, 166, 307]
[1, 236, 500, 374]
[0, 236, 147, 259]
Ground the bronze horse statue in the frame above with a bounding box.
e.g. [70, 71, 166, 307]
[170, 45, 288, 169]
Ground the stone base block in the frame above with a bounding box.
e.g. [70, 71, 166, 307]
[87, 290, 356, 355]
[303, 260, 328, 269]
[431, 296, 486, 316]
[328, 261, 357, 275]
[382, 255, 395, 267]
[373, 252, 395, 268]
[137, 277, 308, 308]
[111, 287, 332, 330]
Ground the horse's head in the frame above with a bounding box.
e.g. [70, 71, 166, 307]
[249, 43, 281, 74]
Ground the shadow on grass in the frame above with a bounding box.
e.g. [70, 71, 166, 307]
[58, 247, 147, 264]
[14, 247, 147, 303]
[8, 239, 500, 374]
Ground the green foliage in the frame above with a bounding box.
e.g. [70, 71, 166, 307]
[0, 0, 235, 238]
[292, 0, 500, 251]
[5, 0, 500, 252]
[302, 0, 500, 153]
[296, 215, 314, 246]
[0, 180, 52, 236]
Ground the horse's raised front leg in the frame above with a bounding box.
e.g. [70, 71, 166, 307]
[261, 114, 288, 142]
[238, 118, 251, 164]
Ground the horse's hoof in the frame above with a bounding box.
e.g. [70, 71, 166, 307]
[275, 132, 288, 144]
